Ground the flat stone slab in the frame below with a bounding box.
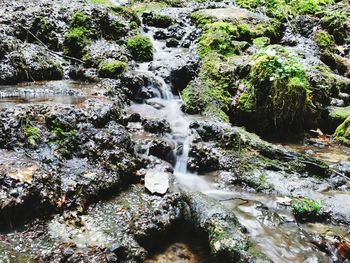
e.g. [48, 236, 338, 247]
[196, 7, 270, 22]
[145, 169, 170, 195]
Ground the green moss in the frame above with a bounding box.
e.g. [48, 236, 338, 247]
[24, 125, 41, 148]
[236, 45, 310, 135]
[127, 35, 153, 62]
[145, 14, 174, 28]
[64, 11, 92, 58]
[197, 19, 281, 58]
[319, 9, 350, 44]
[87, 0, 113, 6]
[291, 197, 322, 215]
[307, 65, 341, 111]
[290, 0, 323, 15]
[30, 16, 59, 50]
[236, 0, 334, 20]
[190, 11, 216, 27]
[109, 6, 140, 25]
[197, 22, 240, 58]
[334, 116, 350, 146]
[314, 30, 336, 50]
[181, 55, 236, 121]
[132, 2, 169, 14]
[253, 36, 271, 47]
[130, 21, 139, 29]
[329, 106, 350, 122]
[70, 11, 90, 28]
[98, 59, 128, 78]
[50, 127, 78, 157]
[236, 0, 289, 20]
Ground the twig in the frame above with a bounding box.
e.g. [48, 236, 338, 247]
[19, 25, 84, 64]
[332, 169, 350, 181]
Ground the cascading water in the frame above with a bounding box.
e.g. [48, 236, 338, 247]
[133, 9, 339, 262]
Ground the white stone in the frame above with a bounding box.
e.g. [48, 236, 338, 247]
[145, 169, 170, 195]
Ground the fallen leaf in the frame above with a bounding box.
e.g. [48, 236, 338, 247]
[337, 239, 350, 259]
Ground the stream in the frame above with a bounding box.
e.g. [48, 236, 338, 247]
[0, 1, 349, 262]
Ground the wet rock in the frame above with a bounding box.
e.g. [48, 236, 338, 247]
[327, 106, 350, 133]
[336, 161, 350, 178]
[83, 40, 128, 68]
[121, 71, 160, 102]
[129, 189, 184, 248]
[183, 192, 250, 262]
[190, 121, 224, 142]
[142, 119, 171, 134]
[169, 53, 199, 92]
[142, 12, 174, 28]
[165, 38, 179, 47]
[0, 41, 63, 85]
[296, 15, 319, 37]
[188, 143, 220, 174]
[69, 66, 99, 82]
[128, 113, 142, 122]
[144, 169, 170, 195]
[148, 139, 176, 165]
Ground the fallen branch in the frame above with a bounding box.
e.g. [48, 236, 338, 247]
[20, 25, 84, 64]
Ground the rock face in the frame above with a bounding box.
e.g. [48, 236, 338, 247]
[0, 79, 141, 227]
[0, 0, 140, 85]
[144, 170, 170, 195]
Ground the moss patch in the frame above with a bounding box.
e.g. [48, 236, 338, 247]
[98, 59, 128, 78]
[236, 45, 310, 135]
[127, 35, 153, 62]
[236, 0, 334, 20]
[24, 125, 41, 148]
[181, 55, 237, 121]
[334, 116, 350, 146]
[49, 127, 78, 158]
[314, 30, 336, 50]
[144, 14, 174, 28]
[64, 11, 93, 58]
[197, 20, 281, 58]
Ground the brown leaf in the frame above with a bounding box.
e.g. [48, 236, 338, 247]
[337, 240, 350, 259]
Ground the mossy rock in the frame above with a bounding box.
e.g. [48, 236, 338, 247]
[319, 7, 350, 45]
[314, 30, 336, 50]
[197, 22, 241, 58]
[181, 55, 238, 121]
[291, 197, 328, 222]
[98, 59, 128, 78]
[334, 115, 350, 146]
[127, 35, 153, 62]
[235, 0, 289, 20]
[236, 0, 334, 20]
[196, 19, 282, 58]
[253, 36, 271, 48]
[290, 0, 333, 15]
[329, 106, 350, 122]
[29, 16, 59, 50]
[190, 11, 216, 27]
[235, 45, 310, 136]
[143, 13, 174, 28]
[64, 11, 93, 58]
[23, 125, 41, 148]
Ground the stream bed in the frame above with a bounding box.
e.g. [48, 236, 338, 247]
[0, 0, 350, 262]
